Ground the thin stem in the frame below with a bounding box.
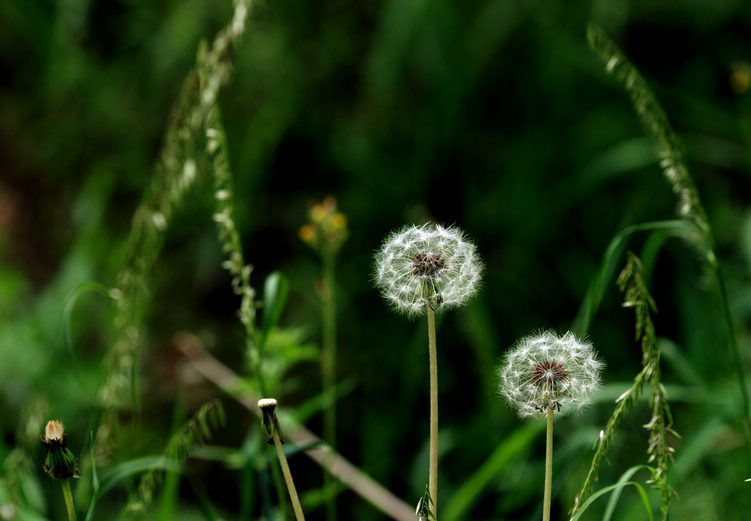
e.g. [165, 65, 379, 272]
[322, 253, 337, 521]
[273, 430, 306, 521]
[427, 307, 439, 519]
[61, 479, 77, 521]
[268, 444, 289, 521]
[543, 407, 554, 521]
[713, 265, 751, 439]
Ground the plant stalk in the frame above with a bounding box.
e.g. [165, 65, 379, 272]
[322, 253, 338, 521]
[61, 479, 77, 521]
[543, 407, 554, 521]
[427, 307, 439, 519]
[273, 430, 306, 521]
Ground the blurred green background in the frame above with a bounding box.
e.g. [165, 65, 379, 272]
[1, 0, 751, 520]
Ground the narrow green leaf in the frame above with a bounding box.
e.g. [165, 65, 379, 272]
[603, 465, 654, 521]
[96, 457, 183, 499]
[572, 220, 694, 336]
[443, 421, 545, 521]
[570, 465, 653, 521]
[260, 271, 289, 349]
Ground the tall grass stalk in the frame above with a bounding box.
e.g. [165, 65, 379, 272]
[321, 251, 338, 521]
[587, 22, 750, 434]
[571, 252, 676, 520]
[94, 0, 253, 458]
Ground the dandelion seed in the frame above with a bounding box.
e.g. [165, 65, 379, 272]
[498, 330, 603, 419]
[373, 224, 482, 317]
[151, 212, 167, 230]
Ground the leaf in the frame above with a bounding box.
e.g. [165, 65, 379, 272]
[571, 220, 695, 337]
[570, 465, 654, 521]
[443, 421, 545, 521]
[96, 457, 183, 499]
[260, 271, 289, 350]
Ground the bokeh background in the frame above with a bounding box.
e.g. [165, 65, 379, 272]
[2, 0, 751, 520]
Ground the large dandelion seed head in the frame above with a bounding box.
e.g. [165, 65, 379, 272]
[497, 331, 603, 419]
[373, 224, 483, 317]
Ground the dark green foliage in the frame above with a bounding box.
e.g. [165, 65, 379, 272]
[120, 400, 225, 519]
[2, 1, 751, 520]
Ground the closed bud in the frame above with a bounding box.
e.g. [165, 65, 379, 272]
[40, 421, 78, 480]
[258, 398, 283, 445]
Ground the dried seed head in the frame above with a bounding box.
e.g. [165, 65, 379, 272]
[373, 224, 483, 317]
[258, 398, 282, 444]
[497, 331, 603, 419]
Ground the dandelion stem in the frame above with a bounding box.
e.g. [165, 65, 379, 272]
[322, 252, 338, 521]
[427, 306, 439, 518]
[61, 479, 77, 521]
[543, 407, 554, 521]
[273, 430, 306, 521]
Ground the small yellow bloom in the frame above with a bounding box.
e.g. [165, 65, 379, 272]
[299, 224, 316, 244]
[300, 197, 348, 255]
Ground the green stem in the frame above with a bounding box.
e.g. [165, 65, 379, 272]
[273, 430, 306, 521]
[713, 265, 751, 438]
[322, 253, 337, 521]
[427, 307, 439, 519]
[543, 407, 554, 521]
[61, 479, 77, 521]
[268, 447, 289, 521]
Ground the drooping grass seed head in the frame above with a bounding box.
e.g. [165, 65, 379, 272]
[498, 331, 603, 419]
[40, 420, 78, 479]
[373, 224, 483, 317]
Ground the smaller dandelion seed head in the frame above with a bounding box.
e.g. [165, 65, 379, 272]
[497, 330, 604, 420]
[373, 223, 483, 317]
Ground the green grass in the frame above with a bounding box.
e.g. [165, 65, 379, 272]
[1, 1, 750, 520]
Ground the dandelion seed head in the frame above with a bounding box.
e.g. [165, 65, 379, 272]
[373, 223, 483, 317]
[497, 330, 603, 419]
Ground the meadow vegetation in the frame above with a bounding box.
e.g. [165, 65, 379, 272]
[1, 1, 750, 520]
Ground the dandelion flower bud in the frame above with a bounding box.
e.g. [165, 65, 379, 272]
[498, 331, 603, 419]
[373, 224, 483, 317]
[258, 398, 283, 445]
[40, 420, 78, 479]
